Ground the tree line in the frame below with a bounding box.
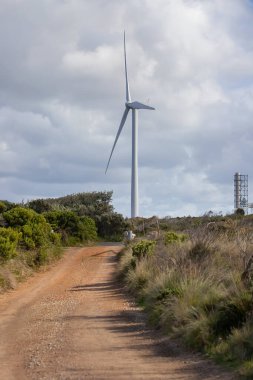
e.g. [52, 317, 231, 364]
[0, 191, 127, 264]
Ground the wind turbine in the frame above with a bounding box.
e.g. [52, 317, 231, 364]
[105, 32, 155, 218]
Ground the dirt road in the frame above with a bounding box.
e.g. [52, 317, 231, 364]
[0, 245, 235, 379]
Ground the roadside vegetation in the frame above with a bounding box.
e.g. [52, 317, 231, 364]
[118, 213, 253, 379]
[4, 192, 253, 377]
[0, 191, 127, 293]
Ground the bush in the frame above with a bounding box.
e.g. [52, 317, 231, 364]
[0, 201, 7, 214]
[44, 210, 97, 244]
[95, 212, 127, 239]
[44, 210, 77, 230]
[34, 247, 49, 265]
[25, 192, 125, 241]
[3, 207, 45, 227]
[20, 221, 53, 250]
[239, 360, 253, 378]
[3, 207, 58, 250]
[212, 320, 253, 365]
[0, 227, 20, 261]
[132, 240, 156, 260]
[0, 200, 18, 212]
[79, 216, 97, 241]
[164, 231, 187, 245]
[27, 199, 53, 213]
[209, 291, 253, 339]
[235, 208, 245, 216]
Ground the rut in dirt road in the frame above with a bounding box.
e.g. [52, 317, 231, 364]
[0, 245, 236, 380]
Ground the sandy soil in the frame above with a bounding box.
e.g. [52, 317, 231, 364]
[0, 245, 237, 380]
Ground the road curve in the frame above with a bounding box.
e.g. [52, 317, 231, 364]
[0, 245, 235, 380]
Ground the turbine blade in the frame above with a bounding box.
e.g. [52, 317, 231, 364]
[124, 31, 131, 102]
[128, 101, 155, 110]
[105, 107, 130, 174]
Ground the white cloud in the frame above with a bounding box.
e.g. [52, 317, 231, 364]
[62, 45, 122, 78]
[0, 0, 253, 216]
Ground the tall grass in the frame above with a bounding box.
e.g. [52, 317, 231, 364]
[118, 226, 253, 378]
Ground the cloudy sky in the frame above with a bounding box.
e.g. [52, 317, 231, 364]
[1, 0, 253, 217]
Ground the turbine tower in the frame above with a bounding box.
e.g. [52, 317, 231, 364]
[105, 32, 155, 218]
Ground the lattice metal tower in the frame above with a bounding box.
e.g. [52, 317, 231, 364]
[234, 172, 248, 213]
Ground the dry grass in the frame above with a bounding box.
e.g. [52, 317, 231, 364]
[118, 224, 253, 378]
[0, 246, 63, 293]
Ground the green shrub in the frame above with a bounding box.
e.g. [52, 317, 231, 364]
[44, 211, 97, 244]
[209, 291, 252, 339]
[44, 210, 78, 232]
[34, 247, 49, 265]
[164, 231, 187, 245]
[0, 200, 17, 212]
[50, 231, 61, 246]
[26, 192, 125, 241]
[78, 216, 97, 241]
[3, 207, 59, 250]
[43, 210, 60, 230]
[214, 320, 253, 361]
[132, 240, 156, 260]
[20, 222, 52, 250]
[0, 227, 20, 261]
[27, 199, 53, 213]
[239, 360, 253, 377]
[95, 212, 127, 239]
[0, 201, 7, 213]
[3, 207, 44, 227]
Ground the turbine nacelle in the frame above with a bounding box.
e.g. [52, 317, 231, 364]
[126, 101, 155, 110]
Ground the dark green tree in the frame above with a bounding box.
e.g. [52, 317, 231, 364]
[235, 208, 245, 216]
[95, 212, 127, 240]
[27, 199, 53, 213]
